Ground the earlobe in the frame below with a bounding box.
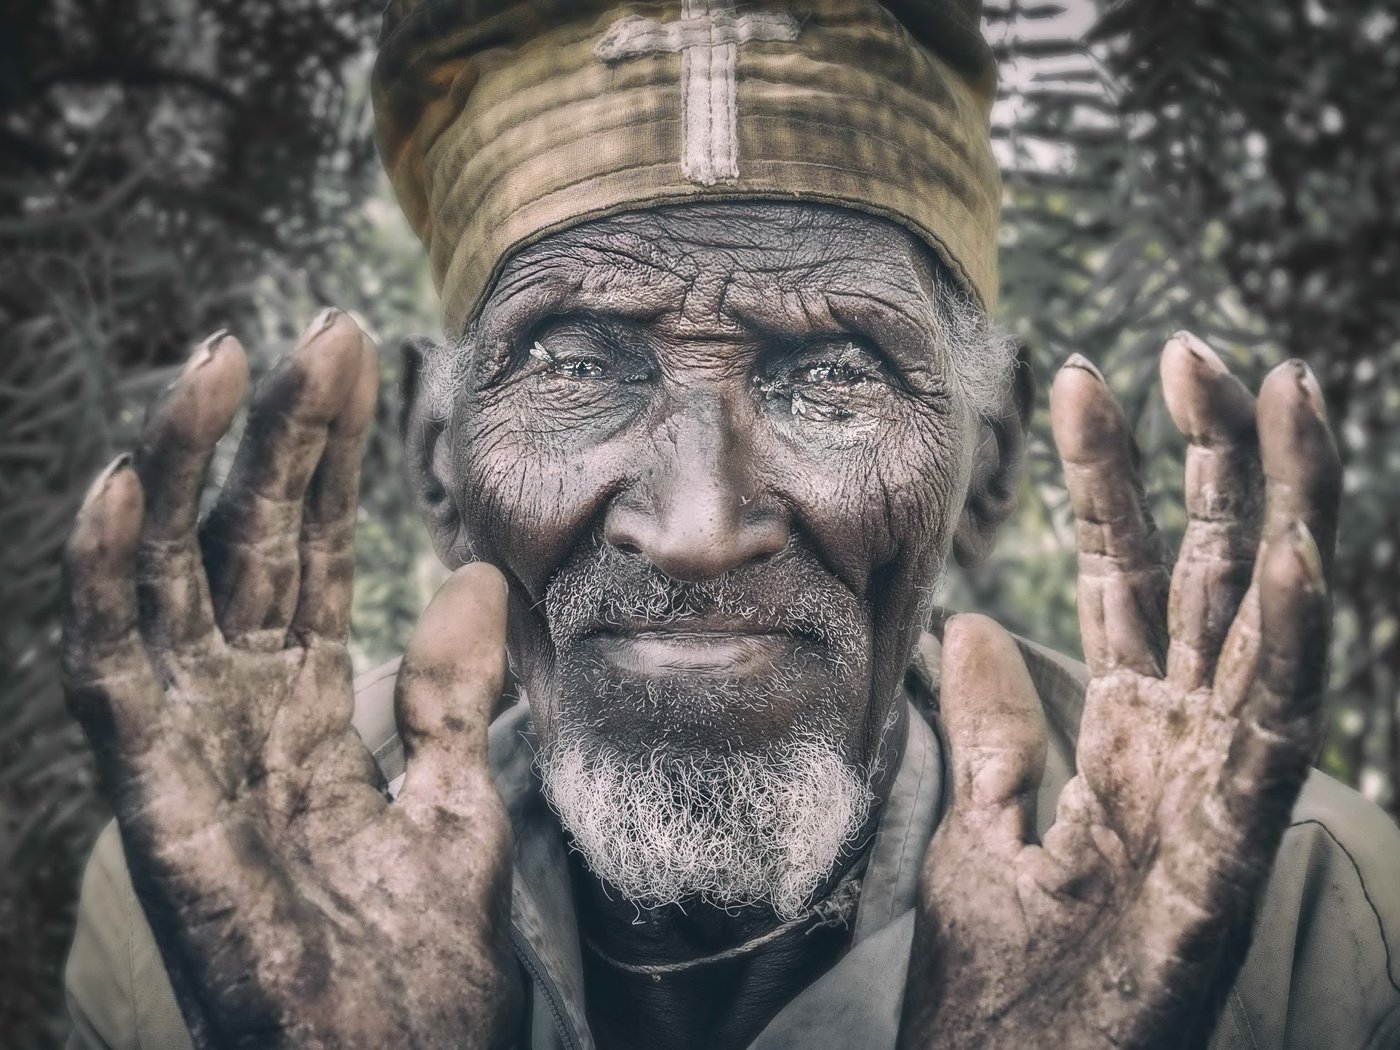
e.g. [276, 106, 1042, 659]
[953, 342, 1035, 567]
[399, 336, 465, 564]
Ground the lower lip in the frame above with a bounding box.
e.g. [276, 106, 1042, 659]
[588, 631, 801, 674]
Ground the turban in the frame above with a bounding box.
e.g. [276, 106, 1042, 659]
[373, 0, 1001, 336]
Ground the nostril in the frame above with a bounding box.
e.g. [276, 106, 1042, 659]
[603, 479, 790, 580]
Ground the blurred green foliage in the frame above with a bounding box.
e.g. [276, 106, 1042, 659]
[1, 0, 1397, 1046]
[0, 1, 435, 1043]
[966, 0, 1400, 819]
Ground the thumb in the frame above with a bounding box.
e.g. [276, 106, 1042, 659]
[395, 562, 509, 806]
[939, 614, 1047, 849]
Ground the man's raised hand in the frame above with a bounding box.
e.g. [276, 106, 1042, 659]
[61, 314, 520, 1050]
[899, 335, 1340, 1049]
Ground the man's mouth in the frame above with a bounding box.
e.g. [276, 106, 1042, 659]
[586, 619, 804, 675]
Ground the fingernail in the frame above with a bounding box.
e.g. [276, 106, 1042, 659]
[102, 452, 132, 482]
[301, 307, 339, 344]
[1292, 360, 1327, 421]
[182, 329, 229, 375]
[86, 453, 132, 503]
[1171, 330, 1226, 374]
[1064, 353, 1104, 382]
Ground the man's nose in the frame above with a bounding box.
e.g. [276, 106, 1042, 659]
[604, 401, 788, 581]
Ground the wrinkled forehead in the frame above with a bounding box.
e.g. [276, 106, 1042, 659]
[480, 201, 947, 333]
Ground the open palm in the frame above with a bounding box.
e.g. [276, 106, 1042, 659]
[900, 335, 1339, 1049]
[62, 314, 520, 1049]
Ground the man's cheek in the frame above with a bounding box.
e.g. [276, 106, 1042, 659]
[768, 419, 962, 592]
[453, 417, 617, 600]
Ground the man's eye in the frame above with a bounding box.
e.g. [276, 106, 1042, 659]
[530, 340, 614, 381]
[552, 356, 609, 380]
[796, 363, 870, 387]
[754, 343, 888, 425]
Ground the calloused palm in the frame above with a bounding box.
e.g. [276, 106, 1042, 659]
[900, 334, 1339, 1049]
[62, 314, 520, 1049]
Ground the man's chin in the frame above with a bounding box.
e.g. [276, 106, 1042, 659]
[536, 728, 875, 920]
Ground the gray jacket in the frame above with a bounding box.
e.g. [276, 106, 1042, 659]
[65, 631, 1400, 1049]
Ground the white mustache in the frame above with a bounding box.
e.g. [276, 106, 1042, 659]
[543, 538, 867, 667]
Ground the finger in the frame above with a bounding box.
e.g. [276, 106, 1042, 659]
[1208, 362, 1340, 718]
[1051, 355, 1171, 677]
[1150, 526, 1329, 933]
[289, 332, 380, 643]
[1160, 333, 1260, 691]
[396, 563, 508, 819]
[938, 614, 1047, 850]
[133, 332, 249, 651]
[63, 463, 277, 934]
[200, 310, 366, 648]
[61, 458, 165, 770]
[1257, 360, 1341, 585]
[1119, 524, 1324, 1030]
[1215, 523, 1329, 848]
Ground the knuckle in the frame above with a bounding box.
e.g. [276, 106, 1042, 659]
[299, 519, 356, 552]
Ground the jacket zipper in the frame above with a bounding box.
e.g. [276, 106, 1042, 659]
[512, 934, 582, 1050]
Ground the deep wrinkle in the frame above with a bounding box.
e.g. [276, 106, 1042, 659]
[399, 201, 1024, 1050]
[425, 201, 993, 795]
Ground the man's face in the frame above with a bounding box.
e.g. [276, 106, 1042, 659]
[417, 203, 989, 912]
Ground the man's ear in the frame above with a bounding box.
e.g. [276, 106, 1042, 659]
[953, 341, 1035, 568]
[399, 335, 464, 564]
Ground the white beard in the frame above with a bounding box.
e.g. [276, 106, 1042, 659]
[538, 734, 873, 921]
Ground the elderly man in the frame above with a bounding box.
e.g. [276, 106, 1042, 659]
[61, 1, 1400, 1048]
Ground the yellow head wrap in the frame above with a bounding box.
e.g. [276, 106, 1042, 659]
[373, 0, 1001, 335]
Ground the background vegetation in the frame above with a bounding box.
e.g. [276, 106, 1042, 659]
[1, 0, 1396, 1044]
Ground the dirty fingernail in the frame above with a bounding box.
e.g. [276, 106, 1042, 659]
[1064, 353, 1104, 382]
[1292, 360, 1327, 421]
[182, 329, 229, 375]
[301, 307, 339, 344]
[101, 452, 133, 484]
[85, 453, 133, 505]
[1171, 330, 1226, 374]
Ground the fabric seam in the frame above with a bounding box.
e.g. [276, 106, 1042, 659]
[890, 717, 932, 928]
[124, 845, 144, 1050]
[1288, 819, 1400, 994]
[1229, 986, 1260, 1050]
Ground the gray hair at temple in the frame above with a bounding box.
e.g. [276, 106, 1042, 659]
[421, 266, 1018, 426]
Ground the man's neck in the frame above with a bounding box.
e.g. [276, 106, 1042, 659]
[570, 705, 910, 1050]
